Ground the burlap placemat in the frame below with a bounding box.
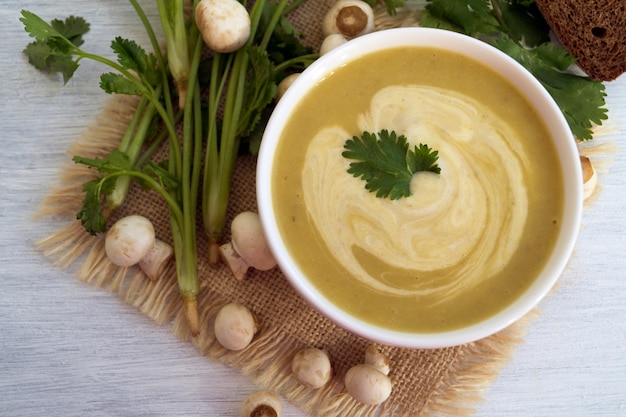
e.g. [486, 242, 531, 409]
[36, 2, 538, 416]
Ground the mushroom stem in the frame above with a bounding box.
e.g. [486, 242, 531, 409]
[322, 0, 375, 38]
[138, 239, 174, 281]
[219, 241, 249, 281]
[580, 155, 597, 200]
[364, 344, 390, 375]
[240, 390, 283, 417]
[219, 212, 277, 280]
[337, 5, 369, 36]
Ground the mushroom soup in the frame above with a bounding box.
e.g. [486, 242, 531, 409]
[271, 46, 564, 333]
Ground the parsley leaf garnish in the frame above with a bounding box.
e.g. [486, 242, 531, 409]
[342, 130, 441, 200]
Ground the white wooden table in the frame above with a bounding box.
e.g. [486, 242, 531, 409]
[2, 1, 625, 416]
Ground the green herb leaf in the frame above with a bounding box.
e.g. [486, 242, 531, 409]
[493, 0, 550, 47]
[343, 130, 441, 200]
[238, 46, 277, 138]
[20, 10, 87, 46]
[50, 15, 90, 47]
[419, 0, 608, 140]
[259, 2, 312, 61]
[72, 152, 180, 235]
[100, 72, 143, 95]
[422, 0, 499, 36]
[494, 37, 607, 139]
[72, 152, 134, 235]
[143, 161, 180, 193]
[110, 37, 159, 86]
[408, 143, 442, 174]
[73, 150, 135, 174]
[76, 178, 110, 235]
[20, 11, 90, 83]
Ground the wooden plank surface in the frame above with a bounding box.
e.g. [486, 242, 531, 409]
[2, 1, 625, 416]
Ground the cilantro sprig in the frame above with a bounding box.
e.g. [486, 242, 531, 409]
[21, 10, 160, 95]
[419, 0, 608, 140]
[343, 130, 441, 200]
[73, 151, 180, 235]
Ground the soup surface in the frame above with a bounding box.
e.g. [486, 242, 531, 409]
[272, 46, 564, 333]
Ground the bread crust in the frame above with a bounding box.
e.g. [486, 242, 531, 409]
[535, 0, 626, 81]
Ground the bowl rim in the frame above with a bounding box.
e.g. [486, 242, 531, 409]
[257, 27, 583, 349]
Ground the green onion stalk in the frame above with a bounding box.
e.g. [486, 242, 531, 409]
[104, 95, 159, 215]
[103, 0, 187, 217]
[150, 0, 204, 335]
[155, 0, 191, 109]
[202, 0, 295, 264]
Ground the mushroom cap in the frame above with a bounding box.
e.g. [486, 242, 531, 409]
[195, 0, 251, 53]
[320, 33, 348, 56]
[345, 364, 392, 405]
[105, 215, 155, 267]
[276, 73, 301, 102]
[291, 347, 332, 389]
[214, 302, 257, 351]
[231, 211, 277, 271]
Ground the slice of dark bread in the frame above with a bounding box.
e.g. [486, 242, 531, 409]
[535, 0, 626, 81]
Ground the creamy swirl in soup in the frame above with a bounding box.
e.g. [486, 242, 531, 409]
[304, 85, 528, 302]
[272, 47, 564, 332]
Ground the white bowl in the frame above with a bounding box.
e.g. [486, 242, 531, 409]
[257, 28, 582, 349]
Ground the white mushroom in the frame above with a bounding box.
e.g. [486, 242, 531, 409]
[319, 33, 348, 55]
[344, 364, 392, 405]
[291, 347, 333, 389]
[580, 155, 597, 200]
[214, 302, 257, 351]
[195, 0, 251, 53]
[105, 215, 173, 281]
[276, 73, 301, 102]
[344, 344, 392, 405]
[322, 0, 375, 38]
[219, 211, 277, 281]
[240, 390, 283, 417]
